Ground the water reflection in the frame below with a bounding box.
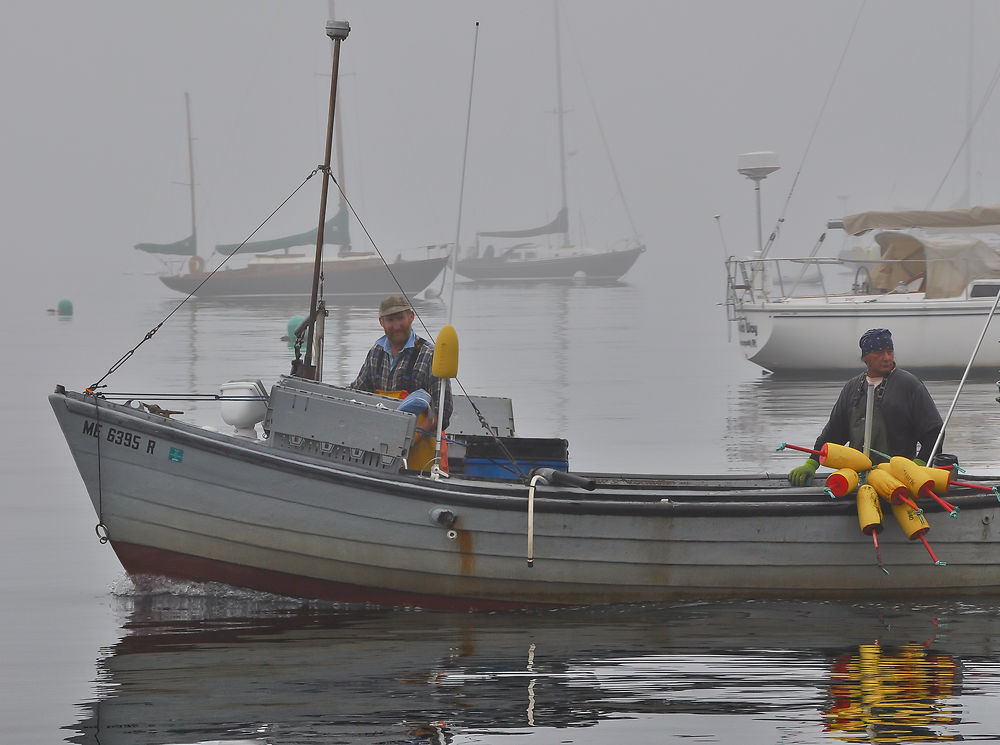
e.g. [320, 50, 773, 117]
[67, 592, 1000, 744]
[825, 643, 960, 742]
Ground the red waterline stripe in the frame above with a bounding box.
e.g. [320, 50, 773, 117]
[110, 541, 556, 612]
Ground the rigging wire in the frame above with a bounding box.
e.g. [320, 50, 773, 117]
[563, 8, 641, 242]
[87, 169, 322, 393]
[761, 0, 867, 259]
[320, 23, 525, 479]
[927, 50, 1000, 208]
[445, 21, 479, 328]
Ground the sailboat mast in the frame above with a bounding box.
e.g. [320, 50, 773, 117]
[964, 0, 974, 205]
[554, 1, 569, 248]
[330, 0, 352, 256]
[184, 91, 197, 255]
[333, 79, 351, 256]
[301, 20, 350, 379]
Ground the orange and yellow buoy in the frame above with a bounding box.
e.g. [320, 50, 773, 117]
[778, 442, 873, 471]
[928, 465, 1000, 499]
[826, 468, 860, 498]
[857, 484, 886, 570]
[866, 468, 921, 513]
[889, 457, 958, 517]
[857, 484, 883, 535]
[890, 500, 944, 565]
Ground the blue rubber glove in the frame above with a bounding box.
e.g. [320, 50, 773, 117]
[397, 389, 431, 414]
[789, 459, 819, 486]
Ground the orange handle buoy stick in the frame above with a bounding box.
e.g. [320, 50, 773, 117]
[942, 474, 1000, 500]
[917, 484, 958, 517]
[777, 442, 873, 471]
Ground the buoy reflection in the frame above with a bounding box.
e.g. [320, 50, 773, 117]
[825, 642, 960, 742]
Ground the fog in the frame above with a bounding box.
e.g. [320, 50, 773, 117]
[3, 0, 997, 336]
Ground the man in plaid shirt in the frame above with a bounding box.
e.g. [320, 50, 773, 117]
[351, 295, 452, 429]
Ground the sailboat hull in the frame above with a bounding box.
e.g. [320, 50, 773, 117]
[737, 295, 1000, 373]
[161, 255, 447, 298]
[49, 385, 1000, 610]
[456, 245, 644, 283]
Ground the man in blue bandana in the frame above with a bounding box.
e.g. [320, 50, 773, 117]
[788, 328, 944, 486]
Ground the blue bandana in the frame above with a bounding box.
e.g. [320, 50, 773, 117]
[859, 328, 893, 356]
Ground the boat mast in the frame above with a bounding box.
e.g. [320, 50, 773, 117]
[300, 19, 350, 380]
[553, 1, 569, 248]
[330, 0, 352, 256]
[184, 91, 197, 256]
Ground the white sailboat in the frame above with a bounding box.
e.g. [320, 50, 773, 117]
[726, 205, 1000, 374]
[455, 2, 644, 284]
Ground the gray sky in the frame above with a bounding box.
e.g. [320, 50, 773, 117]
[3, 0, 997, 311]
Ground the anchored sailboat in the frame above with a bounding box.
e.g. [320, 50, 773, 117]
[455, 2, 644, 284]
[137, 94, 446, 299]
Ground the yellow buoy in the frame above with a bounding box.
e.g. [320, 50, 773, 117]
[432, 325, 459, 378]
[826, 468, 860, 497]
[889, 457, 931, 498]
[820, 443, 873, 471]
[890, 500, 930, 540]
[856, 484, 883, 534]
[890, 500, 944, 564]
[890, 456, 959, 516]
[866, 468, 920, 511]
[920, 465, 951, 495]
[406, 412, 437, 473]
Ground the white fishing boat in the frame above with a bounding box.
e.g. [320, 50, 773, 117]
[725, 205, 1000, 374]
[454, 2, 644, 284]
[50, 18, 1000, 612]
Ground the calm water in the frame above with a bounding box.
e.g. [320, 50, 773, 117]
[6, 270, 1000, 743]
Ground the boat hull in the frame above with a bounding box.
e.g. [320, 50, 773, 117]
[49, 389, 1000, 610]
[160, 255, 447, 298]
[456, 245, 644, 283]
[737, 295, 1000, 373]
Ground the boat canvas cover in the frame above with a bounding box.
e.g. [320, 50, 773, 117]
[135, 233, 197, 256]
[215, 201, 350, 255]
[870, 231, 1000, 299]
[841, 204, 1000, 235]
[477, 207, 568, 239]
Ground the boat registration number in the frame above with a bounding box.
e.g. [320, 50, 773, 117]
[83, 420, 157, 454]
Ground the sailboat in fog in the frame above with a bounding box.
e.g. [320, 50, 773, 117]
[455, 2, 644, 284]
[137, 94, 446, 299]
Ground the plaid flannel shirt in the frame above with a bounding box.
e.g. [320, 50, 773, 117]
[351, 335, 453, 429]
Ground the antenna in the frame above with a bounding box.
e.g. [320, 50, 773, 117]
[737, 151, 780, 255]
